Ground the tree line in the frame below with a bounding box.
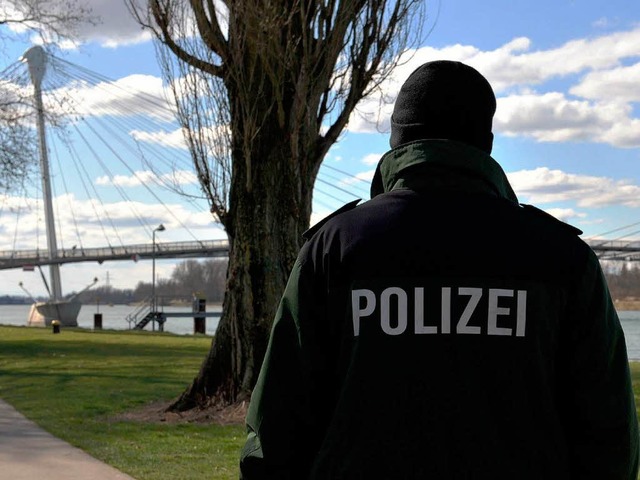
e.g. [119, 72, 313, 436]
[72, 258, 228, 306]
[605, 264, 640, 300]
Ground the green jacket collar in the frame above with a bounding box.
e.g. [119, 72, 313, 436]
[370, 140, 519, 203]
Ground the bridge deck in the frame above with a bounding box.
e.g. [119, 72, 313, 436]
[0, 239, 230, 270]
[1, 238, 639, 270]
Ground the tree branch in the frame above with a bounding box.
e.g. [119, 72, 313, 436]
[189, 0, 229, 62]
[148, 0, 224, 77]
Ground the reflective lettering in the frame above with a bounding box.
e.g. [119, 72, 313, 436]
[415, 287, 437, 334]
[352, 289, 376, 336]
[488, 289, 513, 336]
[381, 287, 407, 335]
[350, 286, 528, 338]
[457, 287, 482, 334]
[516, 290, 527, 337]
[441, 287, 451, 334]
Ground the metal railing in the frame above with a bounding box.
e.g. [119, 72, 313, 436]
[125, 296, 154, 329]
[0, 239, 230, 270]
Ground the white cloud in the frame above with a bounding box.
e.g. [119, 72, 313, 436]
[70, 0, 152, 47]
[494, 92, 640, 147]
[130, 128, 187, 149]
[347, 28, 640, 148]
[543, 208, 587, 223]
[96, 170, 154, 187]
[310, 210, 331, 228]
[371, 28, 640, 99]
[478, 29, 640, 91]
[354, 170, 375, 182]
[508, 167, 640, 208]
[2, 0, 151, 48]
[362, 153, 383, 165]
[95, 170, 197, 187]
[48, 74, 173, 121]
[570, 62, 640, 103]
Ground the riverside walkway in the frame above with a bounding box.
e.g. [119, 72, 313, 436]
[0, 399, 135, 480]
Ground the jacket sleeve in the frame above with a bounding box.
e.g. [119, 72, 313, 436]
[239, 253, 331, 479]
[559, 249, 639, 479]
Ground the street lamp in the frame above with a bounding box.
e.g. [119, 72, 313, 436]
[151, 224, 166, 324]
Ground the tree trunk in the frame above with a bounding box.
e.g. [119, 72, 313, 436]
[170, 134, 315, 410]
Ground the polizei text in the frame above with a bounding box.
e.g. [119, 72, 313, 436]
[351, 286, 527, 337]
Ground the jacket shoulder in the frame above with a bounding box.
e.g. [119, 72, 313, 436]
[302, 199, 361, 241]
[519, 203, 583, 236]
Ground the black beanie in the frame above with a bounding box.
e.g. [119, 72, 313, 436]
[390, 60, 496, 153]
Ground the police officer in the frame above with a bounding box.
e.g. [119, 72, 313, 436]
[240, 60, 639, 479]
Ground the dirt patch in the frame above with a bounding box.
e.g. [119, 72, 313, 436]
[113, 400, 248, 426]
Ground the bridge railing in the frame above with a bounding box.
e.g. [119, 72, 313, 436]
[585, 239, 640, 262]
[0, 238, 230, 270]
[585, 239, 640, 251]
[3, 237, 640, 269]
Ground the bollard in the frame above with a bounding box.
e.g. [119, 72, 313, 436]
[194, 315, 206, 334]
[94, 313, 103, 330]
[51, 320, 61, 334]
[193, 294, 206, 334]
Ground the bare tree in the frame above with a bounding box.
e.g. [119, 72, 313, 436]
[128, 0, 426, 409]
[0, 0, 93, 45]
[0, 0, 95, 193]
[0, 75, 35, 191]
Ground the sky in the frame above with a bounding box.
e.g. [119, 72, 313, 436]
[0, 0, 639, 297]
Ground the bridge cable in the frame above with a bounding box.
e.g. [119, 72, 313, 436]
[318, 171, 370, 198]
[87, 115, 205, 242]
[48, 56, 197, 177]
[70, 123, 140, 245]
[48, 142, 67, 252]
[43, 63, 193, 241]
[50, 134, 85, 252]
[49, 55, 210, 241]
[10, 194, 24, 257]
[587, 221, 640, 245]
[41, 70, 122, 251]
[59, 125, 120, 252]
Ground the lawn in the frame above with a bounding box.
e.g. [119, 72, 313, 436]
[0, 326, 245, 480]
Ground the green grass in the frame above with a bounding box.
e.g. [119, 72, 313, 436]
[631, 362, 640, 419]
[0, 326, 244, 480]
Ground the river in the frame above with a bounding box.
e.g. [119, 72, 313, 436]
[0, 304, 221, 336]
[1, 305, 640, 360]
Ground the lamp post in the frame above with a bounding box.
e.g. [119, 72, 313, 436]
[151, 224, 165, 330]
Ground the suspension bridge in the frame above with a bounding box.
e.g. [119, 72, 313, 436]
[0, 47, 372, 302]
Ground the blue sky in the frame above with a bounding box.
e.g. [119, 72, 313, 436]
[0, 0, 639, 297]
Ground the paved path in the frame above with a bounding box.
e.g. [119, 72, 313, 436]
[0, 399, 136, 480]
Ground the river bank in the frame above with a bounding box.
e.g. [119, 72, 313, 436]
[614, 298, 640, 311]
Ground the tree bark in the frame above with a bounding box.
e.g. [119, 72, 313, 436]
[170, 127, 316, 409]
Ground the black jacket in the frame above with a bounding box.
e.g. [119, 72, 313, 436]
[240, 140, 639, 479]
